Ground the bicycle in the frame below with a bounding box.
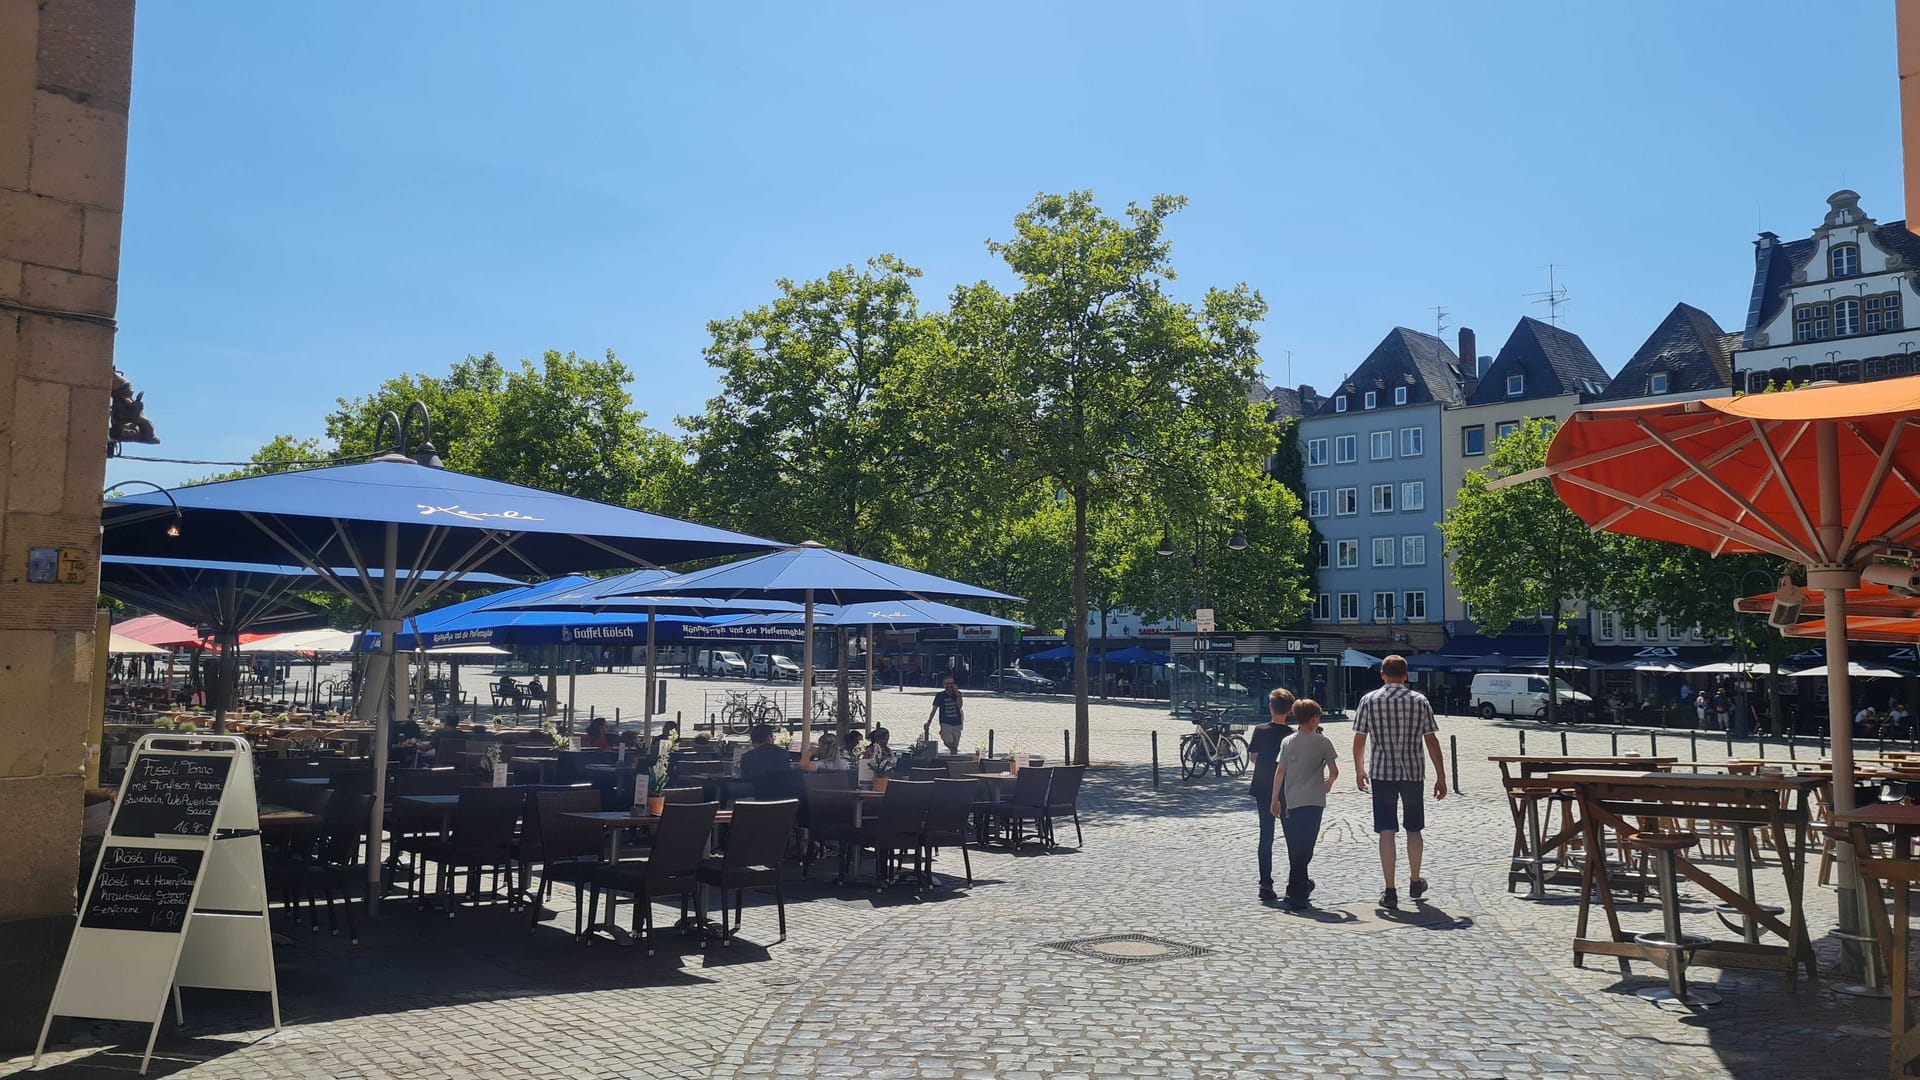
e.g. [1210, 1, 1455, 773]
[1178, 705, 1249, 779]
[720, 691, 786, 735]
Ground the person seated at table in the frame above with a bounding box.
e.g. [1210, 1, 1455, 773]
[739, 724, 790, 781]
[582, 715, 615, 751]
[843, 728, 863, 760]
[497, 675, 520, 705]
[420, 713, 463, 764]
[1856, 703, 1878, 736]
[391, 712, 426, 765]
[799, 732, 850, 772]
[864, 726, 897, 777]
[650, 720, 680, 757]
[1893, 701, 1913, 736]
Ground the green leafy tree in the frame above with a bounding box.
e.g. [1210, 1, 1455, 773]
[1119, 474, 1311, 631]
[196, 434, 329, 482]
[682, 256, 982, 557]
[1439, 418, 1608, 722]
[952, 191, 1274, 761]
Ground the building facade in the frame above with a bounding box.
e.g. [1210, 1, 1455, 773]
[1734, 190, 1920, 393]
[1299, 328, 1462, 651]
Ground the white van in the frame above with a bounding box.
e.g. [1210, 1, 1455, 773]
[695, 649, 748, 677]
[1470, 672, 1591, 721]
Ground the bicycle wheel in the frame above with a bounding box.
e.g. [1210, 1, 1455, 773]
[1179, 736, 1207, 780]
[1221, 734, 1250, 776]
[719, 702, 750, 735]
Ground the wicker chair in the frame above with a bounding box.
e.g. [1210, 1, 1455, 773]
[697, 799, 800, 945]
[588, 800, 719, 955]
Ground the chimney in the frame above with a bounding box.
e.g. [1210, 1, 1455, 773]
[1457, 327, 1477, 397]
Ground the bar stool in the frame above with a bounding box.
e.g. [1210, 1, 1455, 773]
[1624, 830, 1721, 1006]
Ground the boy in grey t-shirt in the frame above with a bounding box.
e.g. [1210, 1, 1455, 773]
[1268, 699, 1340, 909]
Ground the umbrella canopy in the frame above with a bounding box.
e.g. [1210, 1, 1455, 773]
[101, 457, 782, 911]
[1736, 583, 1920, 644]
[1342, 648, 1384, 668]
[1102, 646, 1169, 665]
[112, 614, 212, 649]
[620, 542, 1020, 743]
[100, 556, 340, 638]
[1446, 651, 1523, 670]
[243, 628, 359, 653]
[1515, 657, 1600, 670]
[708, 598, 1025, 630]
[1789, 660, 1911, 678]
[1686, 660, 1767, 675]
[106, 633, 166, 655]
[1020, 645, 1075, 663]
[378, 575, 706, 650]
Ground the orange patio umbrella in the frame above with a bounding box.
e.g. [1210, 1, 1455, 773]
[1735, 583, 1920, 643]
[1518, 377, 1920, 821]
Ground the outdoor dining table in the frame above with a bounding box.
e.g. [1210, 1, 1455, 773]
[1834, 803, 1920, 1077]
[1548, 768, 1823, 987]
[1490, 756, 1675, 899]
[561, 809, 736, 944]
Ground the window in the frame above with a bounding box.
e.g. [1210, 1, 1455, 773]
[1598, 611, 1616, 641]
[1307, 489, 1329, 517]
[1364, 390, 1377, 410]
[1306, 437, 1328, 466]
[1335, 395, 1348, 413]
[1506, 372, 1524, 397]
[1335, 434, 1357, 463]
[1371, 483, 1394, 513]
[1372, 538, 1395, 566]
[1399, 426, 1423, 456]
[1336, 539, 1358, 568]
[1832, 242, 1860, 278]
[1335, 487, 1357, 515]
[1315, 540, 1329, 569]
[1495, 421, 1519, 442]
[1372, 592, 1395, 622]
[1338, 593, 1359, 621]
[1394, 386, 1408, 405]
[1312, 593, 1331, 620]
[1621, 620, 1637, 641]
[1401, 534, 1426, 565]
[1462, 425, 1486, 456]
[1648, 370, 1669, 395]
[1836, 298, 1861, 337]
[1401, 480, 1425, 511]
[1403, 591, 1427, 622]
[1370, 431, 1394, 460]
[1869, 293, 1904, 333]
[1794, 303, 1833, 342]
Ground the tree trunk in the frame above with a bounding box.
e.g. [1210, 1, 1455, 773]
[1072, 487, 1090, 765]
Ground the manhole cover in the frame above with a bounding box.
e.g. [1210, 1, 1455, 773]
[1041, 933, 1211, 966]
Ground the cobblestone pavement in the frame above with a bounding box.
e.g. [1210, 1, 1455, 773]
[9, 687, 1908, 1078]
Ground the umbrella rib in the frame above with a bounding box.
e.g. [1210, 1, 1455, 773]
[1839, 419, 1914, 555]
[395, 525, 454, 612]
[1751, 420, 1820, 556]
[1634, 420, 1803, 553]
[572, 534, 664, 572]
[317, 517, 381, 613]
[404, 536, 503, 613]
[234, 512, 370, 615]
[1555, 473, 1803, 561]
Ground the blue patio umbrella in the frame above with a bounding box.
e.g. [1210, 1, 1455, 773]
[1020, 645, 1077, 664]
[101, 456, 782, 907]
[1102, 646, 1169, 665]
[99, 554, 519, 729]
[613, 542, 1021, 742]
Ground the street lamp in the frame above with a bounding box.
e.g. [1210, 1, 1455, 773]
[103, 480, 182, 538]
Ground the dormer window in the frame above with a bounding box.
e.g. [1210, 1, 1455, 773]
[1393, 386, 1408, 405]
[1363, 391, 1377, 410]
[1335, 395, 1348, 413]
[1505, 373, 1524, 397]
[1832, 243, 1860, 279]
[1648, 370, 1670, 395]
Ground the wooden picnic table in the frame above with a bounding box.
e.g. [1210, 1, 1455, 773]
[1491, 757, 1675, 898]
[1835, 803, 1920, 1077]
[1548, 769, 1823, 987]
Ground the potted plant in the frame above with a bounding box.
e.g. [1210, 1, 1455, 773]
[1005, 742, 1020, 774]
[865, 744, 896, 791]
[647, 753, 669, 815]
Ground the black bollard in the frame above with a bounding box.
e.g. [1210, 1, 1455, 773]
[1560, 731, 1569, 756]
[1064, 728, 1071, 764]
[1450, 734, 1463, 795]
[1611, 732, 1619, 756]
[1788, 735, 1797, 760]
[1690, 730, 1698, 762]
[1822, 732, 1828, 756]
[988, 729, 995, 756]
[1651, 732, 1659, 757]
[1758, 733, 1767, 759]
[1152, 731, 1160, 789]
[1727, 727, 1734, 755]
[1519, 731, 1527, 756]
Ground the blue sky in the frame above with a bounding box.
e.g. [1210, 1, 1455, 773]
[110, 2, 1905, 488]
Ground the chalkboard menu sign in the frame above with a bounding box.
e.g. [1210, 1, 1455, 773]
[111, 754, 231, 838]
[80, 845, 204, 933]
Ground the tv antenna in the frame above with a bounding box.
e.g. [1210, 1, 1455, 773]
[1526, 265, 1570, 326]
[1432, 305, 1450, 339]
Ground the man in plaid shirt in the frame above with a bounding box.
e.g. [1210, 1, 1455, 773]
[1352, 654, 1446, 908]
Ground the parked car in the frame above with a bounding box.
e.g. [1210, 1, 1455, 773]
[748, 653, 800, 680]
[989, 667, 1056, 693]
[1470, 672, 1590, 721]
[695, 649, 748, 677]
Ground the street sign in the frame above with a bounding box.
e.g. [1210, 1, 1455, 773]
[1188, 636, 1237, 653]
[1195, 608, 1215, 633]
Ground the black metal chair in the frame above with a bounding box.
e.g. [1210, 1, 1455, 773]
[921, 779, 978, 886]
[845, 780, 933, 890]
[800, 773, 858, 879]
[1041, 764, 1087, 848]
[518, 787, 606, 939]
[696, 799, 800, 946]
[266, 791, 363, 941]
[401, 786, 524, 917]
[588, 800, 719, 955]
[987, 767, 1053, 847]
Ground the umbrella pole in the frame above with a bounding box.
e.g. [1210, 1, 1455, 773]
[801, 591, 814, 751]
[865, 637, 874, 732]
[643, 606, 657, 732]
[366, 521, 400, 914]
[1815, 420, 1865, 975]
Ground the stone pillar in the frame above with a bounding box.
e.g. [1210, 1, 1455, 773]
[0, 0, 134, 1052]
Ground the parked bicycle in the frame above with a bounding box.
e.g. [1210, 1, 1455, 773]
[1178, 704, 1249, 779]
[719, 690, 786, 734]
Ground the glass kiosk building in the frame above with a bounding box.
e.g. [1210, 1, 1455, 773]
[1167, 630, 1354, 722]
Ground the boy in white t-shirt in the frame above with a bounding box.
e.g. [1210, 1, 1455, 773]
[1269, 699, 1340, 910]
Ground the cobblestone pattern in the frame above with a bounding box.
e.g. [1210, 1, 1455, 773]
[6, 698, 1902, 1078]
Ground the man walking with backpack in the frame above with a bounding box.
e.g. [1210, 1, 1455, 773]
[1352, 655, 1446, 908]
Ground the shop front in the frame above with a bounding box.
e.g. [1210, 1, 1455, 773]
[1167, 631, 1351, 722]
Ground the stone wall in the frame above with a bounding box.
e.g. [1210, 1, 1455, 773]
[0, 0, 133, 1050]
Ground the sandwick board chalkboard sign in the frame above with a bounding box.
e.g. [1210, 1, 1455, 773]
[36, 734, 279, 1075]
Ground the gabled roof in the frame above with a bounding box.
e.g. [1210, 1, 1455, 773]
[1596, 302, 1734, 401]
[1745, 211, 1920, 343]
[1464, 317, 1609, 405]
[1313, 328, 1465, 415]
